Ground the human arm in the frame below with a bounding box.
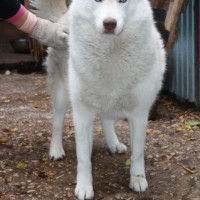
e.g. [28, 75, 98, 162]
[0, 0, 68, 49]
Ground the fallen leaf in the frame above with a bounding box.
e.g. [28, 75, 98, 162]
[17, 162, 27, 169]
[185, 120, 200, 127]
[34, 104, 41, 109]
[38, 166, 57, 178]
[0, 191, 4, 197]
[189, 138, 196, 141]
[20, 140, 29, 146]
[4, 99, 10, 103]
[44, 167, 57, 176]
[176, 125, 192, 131]
[146, 129, 161, 135]
[0, 138, 9, 143]
[28, 100, 35, 103]
[181, 166, 196, 174]
[96, 128, 102, 135]
[0, 161, 6, 170]
[177, 163, 196, 174]
[125, 159, 131, 166]
[41, 157, 49, 162]
[2, 128, 11, 133]
[10, 128, 18, 132]
[67, 192, 73, 198]
[28, 100, 41, 109]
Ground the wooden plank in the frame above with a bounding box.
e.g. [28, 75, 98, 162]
[164, 0, 188, 51]
[150, 0, 188, 51]
[165, 0, 184, 32]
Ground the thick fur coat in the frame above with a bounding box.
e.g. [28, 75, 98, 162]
[30, 0, 166, 199]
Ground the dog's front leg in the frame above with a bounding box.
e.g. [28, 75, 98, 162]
[73, 104, 95, 200]
[128, 109, 148, 193]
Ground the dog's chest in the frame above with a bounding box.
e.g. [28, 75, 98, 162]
[79, 63, 139, 114]
[80, 88, 138, 116]
[72, 33, 153, 114]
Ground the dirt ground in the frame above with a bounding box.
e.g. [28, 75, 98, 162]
[0, 72, 200, 200]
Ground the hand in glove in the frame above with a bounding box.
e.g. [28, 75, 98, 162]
[31, 17, 69, 50]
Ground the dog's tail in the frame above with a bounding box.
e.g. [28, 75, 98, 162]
[29, 0, 67, 22]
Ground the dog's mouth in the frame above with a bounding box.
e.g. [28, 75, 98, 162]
[104, 29, 115, 34]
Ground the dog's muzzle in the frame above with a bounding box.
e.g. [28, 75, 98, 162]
[103, 18, 117, 34]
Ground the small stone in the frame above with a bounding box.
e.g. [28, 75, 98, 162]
[5, 70, 11, 75]
[150, 172, 156, 176]
[161, 145, 169, 150]
[27, 190, 36, 194]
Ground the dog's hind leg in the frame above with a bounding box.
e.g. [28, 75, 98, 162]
[101, 119, 127, 154]
[49, 82, 69, 160]
[47, 57, 69, 160]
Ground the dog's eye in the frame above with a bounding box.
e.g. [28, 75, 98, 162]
[95, 0, 102, 2]
[119, 0, 127, 3]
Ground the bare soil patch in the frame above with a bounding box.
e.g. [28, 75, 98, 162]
[0, 73, 200, 200]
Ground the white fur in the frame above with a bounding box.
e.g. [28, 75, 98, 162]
[32, 0, 166, 199]
[29, 0, 67, 22]
[69, 0, 165, 198]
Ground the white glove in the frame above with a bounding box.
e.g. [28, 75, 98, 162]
[31, 17, 69, 49]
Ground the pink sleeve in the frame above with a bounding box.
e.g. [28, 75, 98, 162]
[6, 4, 26, 23]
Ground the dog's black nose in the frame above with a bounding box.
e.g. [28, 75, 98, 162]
[103, 18, 117, 33]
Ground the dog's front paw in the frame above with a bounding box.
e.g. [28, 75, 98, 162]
[49, 141, 65, 160]
[129, 175, 148, 193]
[109, 142, 127, 154]
[75, 185, 94, 200]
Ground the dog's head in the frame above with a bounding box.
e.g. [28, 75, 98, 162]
[70, 0, 149, 36]
[92, 0, 129, 35]
[70, 0, 153, 37]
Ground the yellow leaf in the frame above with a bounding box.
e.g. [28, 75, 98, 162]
[146, 129, 161, 135]
[125, 159, 131, 166]
[0, 138, 8, 143]
[17, 162, 26, 169]
[96, 128, 102, 135]
[28, 100, 35, 103]
[34, 104, 41, 109]
[20, 140, 29, 146]
[11, 128, 18, 132]
[177, 125, 192, 131]
[146, 129, 154, 134]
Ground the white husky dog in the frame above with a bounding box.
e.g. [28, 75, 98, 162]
[30, 0, 166, 199]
